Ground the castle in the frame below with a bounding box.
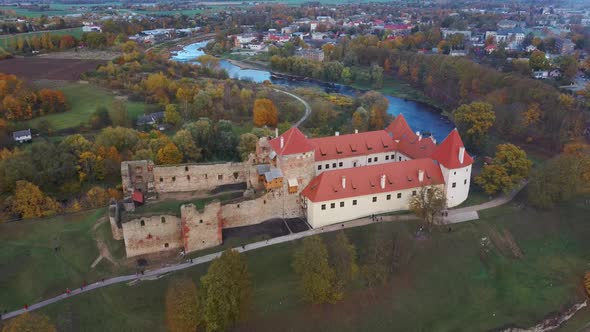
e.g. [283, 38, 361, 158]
[110, 114, 473, 257]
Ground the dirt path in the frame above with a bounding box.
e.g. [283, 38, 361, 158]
[91, 217, 118, 268]
[272, 88, 311, 128]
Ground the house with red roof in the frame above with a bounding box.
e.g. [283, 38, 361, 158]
[265, 114, 474, 228]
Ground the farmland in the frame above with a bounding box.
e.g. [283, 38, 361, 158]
[0, 57, 105, 81]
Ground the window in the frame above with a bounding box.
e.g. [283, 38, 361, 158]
[187, 175, 191, 181]
[466, 168, 469, 173]
[199, 219, 203, 224]
[397, 193, 402, 199]
[332, 163, 336, 168]
[326, 164, 330, 169]
[412, 190, 417, 196]
[339, 162, 343, 167]
[452, 182, 456, 188]
[321, 204, 326, 210]
[352, 200, 357, 206]
[399, 156, 402, 161]
[374, 157, 378, 162]
[464, 179, 467, 185]
[185, 166, 189, 172]
[368, 157, 372, 163]
[318, 165, 322, 170]
[331, 203, 335, 209]
[161, 217, 166, 223]
[386, 194, 391, 200]
[340, 201, 344, 207]
[164, 243, 169, 248]
[172, 176, 176, 182]
[353, 161, 357, 167]
[233, 172, 239, 179]
[386, 155, 389, 160]
[159, 177, 163, 182]
[218, 174, 223, 180]
[391, 154, 395, 160]
[454, 171, 456, 175]
[140, 220, 145, 226]
[372, 196, 377, 202]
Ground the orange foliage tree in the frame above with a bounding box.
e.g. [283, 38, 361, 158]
[252, 98, 278, 127]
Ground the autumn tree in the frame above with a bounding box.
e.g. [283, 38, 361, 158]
[237, 133, 258, 161]
[164, 104, 182, 127]
[292, 236, 341, 304]
[409, 186, 447, 227]
[327, 231, 358, 294]
[201, 249, 251, 332]
[252, 98, 279, 127]
[351, 106, 369, 132]
[452, 102, 495, 148]
[529, 50, 549, 71]
[82, 186, 111, 208]
[359, 91, 389, 130]
[10, 180, 60, 218]
[522, 102, 542, 127]
[156, 142, 183, 165]
[176, 86, 195, 117]
[476, 164, 513, 195]
[493, 144, 532, 183]
[109, 100, 130, 127]
[173, 129, 202, 162]
[1, 312, 56, 332]
[165, 277, 200, 332]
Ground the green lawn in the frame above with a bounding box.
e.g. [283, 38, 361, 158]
[19, 83, 152, 131]
[24, 194, 590, 331]
[0, 209, 122, 311]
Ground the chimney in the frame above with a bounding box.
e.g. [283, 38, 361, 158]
[280, 136, 284, 149]
[355, 129, 358, 134]
[459, 147, 465, 164]
[335, 131, 340, 136]
[418, 134, 422, 142]
[418, 169, 424, 182]
[380, 174, 386, 189]
[275, 127, 279, 138]
[341, 176, 346, 189]
[416, 131, 420, 137]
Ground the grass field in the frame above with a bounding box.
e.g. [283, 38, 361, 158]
[16, 194, 587, 331]
[20, 82, 153, 131]
[0, 27, 84, 49]
[0, 209, 122, 311]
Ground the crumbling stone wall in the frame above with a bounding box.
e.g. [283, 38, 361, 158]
[276, 151, 315, 192]
[220, 189, 304, 228]
[108, 201, 123, 240]
[181, 202, 222, 253]
[121, 160, 156, 200]
[153, 162, 253, 193]
[122, 214, 182, 257]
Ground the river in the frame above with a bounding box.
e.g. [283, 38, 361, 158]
[171, 41, 454, 142]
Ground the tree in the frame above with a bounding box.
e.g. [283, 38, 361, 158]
[522, 102, 542, 127]
[370, 64, 384, 88]
[351, 106, 369, 132]
[82, 186, 111, 208]
[173, 129, 202, 162]
[452, 102, 495, 148]
[237, 133, 258, 161]
[201, 249, 251, 332]
[89, 106, 112, 129]
[1, 312, 56, 332]
[165, 277, 200, 332]
[10, 180, 59, 218]
[164, 104, 182, 127]
[475, 164, 513, 195]
[196, 54, 220, 70]
[292, 236, 341, 304]
[176, 87, 195, 117]
[252, 98, 278, 127]
[409, 186, 447, 227]
[359, 91, 389, 130]
[529, 50, 550, 71]
[493, 144, 532, 183]
[109, 100, 130, 127]
[328, 231, 358, 293]
[157, 142, 183, 165]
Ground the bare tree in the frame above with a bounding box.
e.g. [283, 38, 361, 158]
[409, 186, 447, 228]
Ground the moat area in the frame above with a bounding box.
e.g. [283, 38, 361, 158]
[171, 41, 455, 142]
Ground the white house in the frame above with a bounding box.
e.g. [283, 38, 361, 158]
[12, 129, 32, 143]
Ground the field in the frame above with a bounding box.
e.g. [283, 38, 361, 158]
[5, 194, 582, 331]
[0, 57, 104, 81]
[20, 82, 153, 131]
[0, 27, 84, 49]
[0, 209, 125, 311]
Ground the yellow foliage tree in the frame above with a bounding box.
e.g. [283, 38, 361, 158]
[1, 312, 56, 332]
[252, 98, 278, 127]
[523, 102, 543, 127]
[11, 181, 60, 219]
[83, 186, 111, 209]
[165, 277, 200, 332]
[157, 142, 183, 165]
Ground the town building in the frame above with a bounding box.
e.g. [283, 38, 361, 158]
[12, 129, 32, 143]
[112, 115, 473, 257]
[294, 48, 325, 62]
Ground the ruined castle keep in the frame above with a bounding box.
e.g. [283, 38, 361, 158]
[111, 114, 473, 258]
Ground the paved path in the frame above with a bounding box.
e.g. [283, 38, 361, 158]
[0, 183, 527, 321]
[272, 88, 311, 127]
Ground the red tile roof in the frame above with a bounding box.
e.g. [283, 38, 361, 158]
[268, 127, 315, 156]
[397, 135, 437, 159]
[385, 114, 416, 141]
[301, 158, 445, 202]
[308, 130, 398, 161]
[430, 129, 474, 169]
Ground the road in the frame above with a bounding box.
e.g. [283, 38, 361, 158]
[0, 183, 526, 321]
[272, 88, 311, 127]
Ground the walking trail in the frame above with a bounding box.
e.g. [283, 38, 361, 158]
[272, 88, 311, 127]
[0, 183, 526, 321]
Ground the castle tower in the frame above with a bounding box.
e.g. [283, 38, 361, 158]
[430, 129, 474, 208]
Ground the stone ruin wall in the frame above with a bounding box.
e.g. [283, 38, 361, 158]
[153, 162, 254, 193]
[122, 214, 183, 257]
[181, 202, 223, 253]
